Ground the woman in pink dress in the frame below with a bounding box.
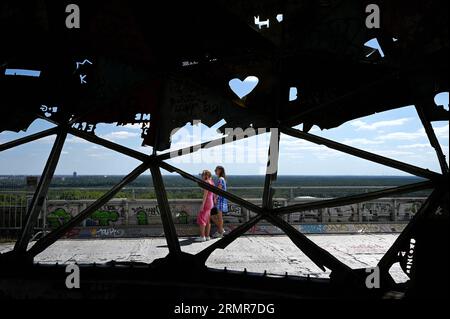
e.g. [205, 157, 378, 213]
[195, 170, 214, 242]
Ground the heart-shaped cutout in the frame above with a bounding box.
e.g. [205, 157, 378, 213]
[229, 76, 259, 99]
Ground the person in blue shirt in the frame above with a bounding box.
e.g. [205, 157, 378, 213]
[211, 166, 228, 238]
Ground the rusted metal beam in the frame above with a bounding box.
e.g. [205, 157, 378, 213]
[262, 129, 280, 209]
[0, 127, 58, 152]
[264, 213, 353, 274]
[14, 128, 67, 253]
[150, 165, 181, 256]
[27, 161, 151, 258]
[281, 126, 441, 180]
[159, 131, 434, 277]
[415, 104, 449, 174]
[378, 187, 444, 271]
[274, 180, 435, 215]
[263, 128, 352, 275]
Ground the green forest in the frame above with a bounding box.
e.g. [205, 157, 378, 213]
[0, 175, 430, 201]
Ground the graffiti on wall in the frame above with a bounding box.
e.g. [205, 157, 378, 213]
[47, 208, 72, 228]
[175, 211, 189, 224]
[227, 203, 242, 216]
[90, 210, 119, 226]
[96, 227, 125, 237]
[130, 206, 158, 225]
[361, 202, 393, 222]
[396, 201, 422, 221]
[128, 203, 192, 225]
[299, 224, 326, 233]
[136, 210, 148, 225]
[58, 222, 408, 239]
[326, 205, 357, 222]
[44, 198, 425, 237]
[47, 206, 122, 228]
[290, 209, 322, 223]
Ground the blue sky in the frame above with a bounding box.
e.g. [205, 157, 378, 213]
[0, 91, 447, 176]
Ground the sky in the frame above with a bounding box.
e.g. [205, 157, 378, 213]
[0, 90, 447, 176]
[1, 65, 449, 176]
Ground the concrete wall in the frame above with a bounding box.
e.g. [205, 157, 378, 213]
[42, 197, 425, 237]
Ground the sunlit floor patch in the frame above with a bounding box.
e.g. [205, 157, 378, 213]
[0, 234, 408, 283]
[206, 234, 408, 282]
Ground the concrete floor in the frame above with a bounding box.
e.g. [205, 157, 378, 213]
[0, 234, 408, 283]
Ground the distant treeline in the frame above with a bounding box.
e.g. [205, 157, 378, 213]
[0, 175, 426, 188]
[0, 175, 430, 200]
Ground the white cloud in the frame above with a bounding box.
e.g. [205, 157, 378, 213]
[398, 143, 433, 149]
[88, 153, 111, 158]
[137, 146, 151, 153]
[309, 126, 320, 133]
[120, 124, 143, 130]
[376, 131, 425, 141]
[377, 124, 448, 141]
[432, 124, 449, 139]
[37, 135, 56, 144]
[341, 138, 384, 146]
[101, 131, 139, 141]
[66, 136, 89, 144]
[350, 118, 412, 130]
[371, 150, 415, 157]
[280, 136, 342, 160]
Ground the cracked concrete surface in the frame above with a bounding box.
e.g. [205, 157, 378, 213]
[0, 234, 408, 283]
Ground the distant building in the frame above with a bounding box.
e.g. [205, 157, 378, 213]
[73, 171, 77, 178]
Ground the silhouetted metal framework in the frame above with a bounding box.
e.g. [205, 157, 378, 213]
[0, 109, 448, 298]
[0, 0, 448, 298]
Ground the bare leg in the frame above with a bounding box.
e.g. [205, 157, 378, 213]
[217, 211, 224, 233]
[206, 222, 211, 237]
[199, 225, 205, 237]
[210, 214, 219, 229]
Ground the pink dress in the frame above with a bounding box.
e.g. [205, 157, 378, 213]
[197, 180, 214, 226]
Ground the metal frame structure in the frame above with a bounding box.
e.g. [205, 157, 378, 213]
[0, 102, 447, 297]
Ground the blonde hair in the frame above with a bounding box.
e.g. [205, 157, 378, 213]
[201, 170, 212, 179]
